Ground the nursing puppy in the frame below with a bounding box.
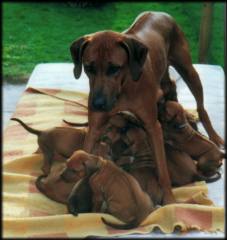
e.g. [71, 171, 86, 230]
[106, 112, 221, 190]
[162, 101, 224, 177]
[165, 144, 221, 186]
[11, 118, 86, 175]
[61, 150, 154, 230]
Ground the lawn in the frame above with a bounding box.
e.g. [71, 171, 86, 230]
[3, 2, 225, 83]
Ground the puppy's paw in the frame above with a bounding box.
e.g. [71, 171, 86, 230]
[67, 204, 78, 216]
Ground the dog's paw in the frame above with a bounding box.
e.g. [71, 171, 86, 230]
[67, 204, 78, 216]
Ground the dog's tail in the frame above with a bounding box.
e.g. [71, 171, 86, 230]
[101, 217, 139, 230]
[11, 118, 42, 136]
[195, 171, 221, 183]
[62, 119, 88, 127]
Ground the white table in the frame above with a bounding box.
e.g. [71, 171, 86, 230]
[25, 63, 225, 238]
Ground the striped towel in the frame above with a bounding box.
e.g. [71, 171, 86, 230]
[3, 87, 224, 238]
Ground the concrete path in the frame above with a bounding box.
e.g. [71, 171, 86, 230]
[3, 83, 27, 129]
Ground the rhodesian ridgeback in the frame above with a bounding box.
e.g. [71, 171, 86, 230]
[70, 12, 223, 204]
[11, 117, 111, 175]
[61, 150, 154, 229]
[105, 112, 221, 192]
[162, 101, 224, 177]
[11, 117, 86, 175]
[35, 163, 81, 204]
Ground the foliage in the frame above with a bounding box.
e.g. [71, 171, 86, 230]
[3, 2, 224, 83]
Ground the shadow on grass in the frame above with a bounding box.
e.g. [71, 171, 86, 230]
[3, 75, 30, 85]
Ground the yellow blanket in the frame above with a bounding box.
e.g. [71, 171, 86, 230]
[3, 87, 224, 238]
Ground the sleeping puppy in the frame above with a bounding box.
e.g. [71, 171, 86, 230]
[61, 150, 154, 230]
[162, 101, 224, 177]
[11, 118, 86, 175]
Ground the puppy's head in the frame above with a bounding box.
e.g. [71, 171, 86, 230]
[165, 101, 187, 124]
[70, 31, 148, 112]
[197, 154, 224, 177]
[60, 150, 100, 182]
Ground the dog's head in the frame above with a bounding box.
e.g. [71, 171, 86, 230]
[70, 31, 148, 112]
[60, 150, 101, 182]
[197, 153, 224, 177]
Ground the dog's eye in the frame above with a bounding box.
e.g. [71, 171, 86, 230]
[106, 65, 121, 76]
[84, 65, 96, 75]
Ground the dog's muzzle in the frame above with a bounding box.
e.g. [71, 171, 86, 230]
[92, 95, 107, 111]
[91, 93, 117, 112]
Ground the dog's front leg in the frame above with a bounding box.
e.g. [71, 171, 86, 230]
[83, 111, 109, 154]
[137, 109, 175, 205]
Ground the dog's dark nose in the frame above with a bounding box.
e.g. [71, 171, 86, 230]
[92, 95, 107, 110]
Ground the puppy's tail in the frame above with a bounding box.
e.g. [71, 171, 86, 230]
[11, 118, 41, 136]
[101, 217, 139, 230]
[63, 119, 88, 127]
[195, 171, 221, 183]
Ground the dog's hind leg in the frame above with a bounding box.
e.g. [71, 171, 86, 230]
[168, 24, 224, 146]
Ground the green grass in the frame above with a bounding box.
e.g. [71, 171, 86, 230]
[3, 2, 225, 83]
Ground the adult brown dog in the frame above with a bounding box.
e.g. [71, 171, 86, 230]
[61, 150, 154, 229]
[70, 12, 223, 204]
[162, 101, 224, 177]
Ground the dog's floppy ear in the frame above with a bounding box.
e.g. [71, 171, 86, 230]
[83, 155, 100, 175]
[120, 37, 148, 81]
[70, 37, 90, 79]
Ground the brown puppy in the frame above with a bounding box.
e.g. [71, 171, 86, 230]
[61, 150, 154, 229]
[104, 111, 220, 191]
[107, 112, 220, 198]
[35, 163, 79, 204]
[36, 160, 93, 212]
[162, 101, 224, 177]
[165, 144, 221, 186]
[11, 118, 86, 175]
[70, 12, 223, 204]
[159, 78, 198, 131]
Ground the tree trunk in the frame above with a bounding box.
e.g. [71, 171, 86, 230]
[198, 3, 214, 63]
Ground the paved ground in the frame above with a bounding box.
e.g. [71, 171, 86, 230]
[3, 83, 27, 129]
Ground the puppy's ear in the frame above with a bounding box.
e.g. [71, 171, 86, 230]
[120, 37, 148, 81]
[70, 37, 90, 79]
[83, 155, 100, 175]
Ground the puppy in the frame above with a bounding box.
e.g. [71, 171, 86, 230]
[35, 163, 79, 204]
[165, 144, 221, 187]
[11, 118, 86, 175]
[36, 156, 92, 213]
[66, 176, 93, 214]
[162, 101, 224, 177]
[61, 150, 154, 229]
[106, 112, 221, 189]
